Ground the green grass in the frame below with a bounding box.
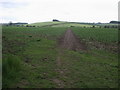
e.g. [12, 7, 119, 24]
[15, 38, 59, 88]
[28, 21, 94, 27]
[2, 26, 66, 88]
[28, 21, 66, 27]
[3, 26, 67, 40]
[2, 54, 22, 87]
[97, 23, 118, 27]
[71, 27, 118, 43]
[51, 23, 93, 27]
[59, 49, 118, 88]
[2, 25, 118, 88]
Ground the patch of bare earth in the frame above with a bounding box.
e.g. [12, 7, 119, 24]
[2, 36, 25, 55]
[58, 29, 86, 51]
[53, 52, 65, 88]
[52, 78, 65, 88]
[53, 29, 86, 88]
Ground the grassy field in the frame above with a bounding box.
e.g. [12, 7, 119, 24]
[51, 23, 93, 27]
[28, 21, 94, 27]
[2, 24, 118, 88]
[28, 21, 66, 27]
[97, 23, 118, 27]
[72, 27, 118, 53]
[72, 27, 118, 43]
[2, 26, 66, 88]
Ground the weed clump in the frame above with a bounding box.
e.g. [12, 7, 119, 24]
[29, 36, 32, 37]
[37, 39, 41, 41]
[3, 54, 22, 87]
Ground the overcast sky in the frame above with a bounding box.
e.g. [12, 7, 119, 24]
[0, 0, 119, 23]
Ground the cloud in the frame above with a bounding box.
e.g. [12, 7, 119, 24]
[0, 0, 119, 23]
[0, 0, 30, 23]
[0, 16, 17, 23]
[0, 0, 29, 8]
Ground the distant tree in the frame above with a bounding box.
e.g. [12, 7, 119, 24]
[104, 26, 110, 28]
[104, 26, 107, 28]
[53, 19, 59, 22]
[110, 21, 120, 24]
[97, 22, 101, 24]
[9, 21, 13, 26]
[115, 26, 118, 28]
[26, 25, 29, 27]
[92, 25, 95, 28]
[111, 25, 115, 28]
[106, 26, 109, 28]
[119, 25, 120, 30]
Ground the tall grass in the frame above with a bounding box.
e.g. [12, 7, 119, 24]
[3, 54, 21, 87]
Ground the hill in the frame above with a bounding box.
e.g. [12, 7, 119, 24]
[27, 21, 94, 27]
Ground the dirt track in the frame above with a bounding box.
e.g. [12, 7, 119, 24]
[59, 29, 86, 51]
[54, 29, 86, 88]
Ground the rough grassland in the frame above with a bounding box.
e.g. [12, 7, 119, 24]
[2, 26, 118, 88]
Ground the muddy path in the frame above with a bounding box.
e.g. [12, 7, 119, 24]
[59, 29, 86, 51]
[54, 29, 86, 88]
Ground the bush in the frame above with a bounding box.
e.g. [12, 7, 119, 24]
[2, 54, 21, 87]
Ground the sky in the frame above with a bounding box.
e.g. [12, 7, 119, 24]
[0, 0, 119, 23]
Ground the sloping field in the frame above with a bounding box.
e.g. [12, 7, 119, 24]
[2, 26, 118, 88]
[28, 21, 93, 27]
[51, 23, 93, 27]
[29, 21, 66, 27]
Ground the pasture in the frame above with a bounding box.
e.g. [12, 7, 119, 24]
[28, 21, 94, 27]
[2, 22, 118, 88]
